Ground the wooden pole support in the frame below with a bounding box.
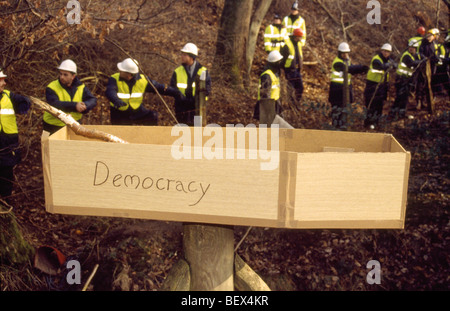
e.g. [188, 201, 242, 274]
[183, 223, 234, 291]
[259, 98, 276, 125]
[161, 259, 191, 291]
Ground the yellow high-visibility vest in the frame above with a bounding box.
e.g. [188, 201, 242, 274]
[284, 38, 303, 68]
[396, 51, 416, 77]
[330, 57, 352, 85]
[110, 73, 148, 111]
[0, 90, 18, 134]
[174, 66, 208, 98]
[44, 80, 85, 126]
[367, 55, 389, 83]
[264, 24, 285, 52]
[257, 69, 280, 101]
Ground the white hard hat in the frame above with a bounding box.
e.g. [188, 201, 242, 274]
[428, 28, 440, 36]
[0, 70, 7, 78]
[117, 58, 139, 74]
[338, 42, 351, 53]
[181, 43, 198, 56]
[408, 39, 419, 48]
[267, 50, 283, 63]
[57, 59, 77, 74]
[381, 43, 392, 52]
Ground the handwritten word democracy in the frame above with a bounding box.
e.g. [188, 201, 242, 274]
[92, 161, 211, 206]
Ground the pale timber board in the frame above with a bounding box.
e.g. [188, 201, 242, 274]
[293, 152, 408, 223]
[45, 138, 279, 223]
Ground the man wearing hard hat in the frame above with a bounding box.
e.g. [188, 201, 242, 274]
[170, 43, 211, 125]
[0, 69, 31, 200]
[253, 50, 283, 122]
[390, 40, 421, 120]
[106, 58, 182, 125]
[417, 28, 441, 112]
[363, 43, 397, 129]
[44, 59, 97, 134]
[328, 42, 368, 129]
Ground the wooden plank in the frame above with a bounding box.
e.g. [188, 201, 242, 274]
[45, 138, 280, 226]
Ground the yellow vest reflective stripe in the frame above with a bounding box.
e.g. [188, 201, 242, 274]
[258, 69, 280, 101]
[330, 57, 352, 85]
[0, 90, 18, 134]
[367, 55, 389, 83]
[284, 38, 303, 68]
[175, 66, 208, 97]
[264, 25, 285, 52]
[396, 51, 415, 77]
[110, 73, 148, 111]
[44, 80, 85, 126]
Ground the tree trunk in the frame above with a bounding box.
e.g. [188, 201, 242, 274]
[245, 0, 273, 81]
[214, 0, 254, 87]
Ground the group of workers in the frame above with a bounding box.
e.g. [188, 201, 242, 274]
[258, 2, 448, 130]
[329, 27, 448, 130]
[0, 42, 211, 200]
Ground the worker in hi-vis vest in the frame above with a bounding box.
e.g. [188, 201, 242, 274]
[106, 58, 182, 125]
[390, 39, 421, 120]
[44, 59, 97, 134]
[253, 50, 283, 122]
[328, 42, 368, 129]
[363, 44, 397, 129]
[0, 69, 31, 200]
[170, 43, 211, 125]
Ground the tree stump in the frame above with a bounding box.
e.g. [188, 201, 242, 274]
[183, 223, 234, 291]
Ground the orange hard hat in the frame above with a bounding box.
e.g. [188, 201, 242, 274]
[293, 28, 304, 37]
[417, 26, 426, 36]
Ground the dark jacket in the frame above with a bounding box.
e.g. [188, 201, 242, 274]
[0, 91, 30, 166]
[419, 38, 439, 65]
